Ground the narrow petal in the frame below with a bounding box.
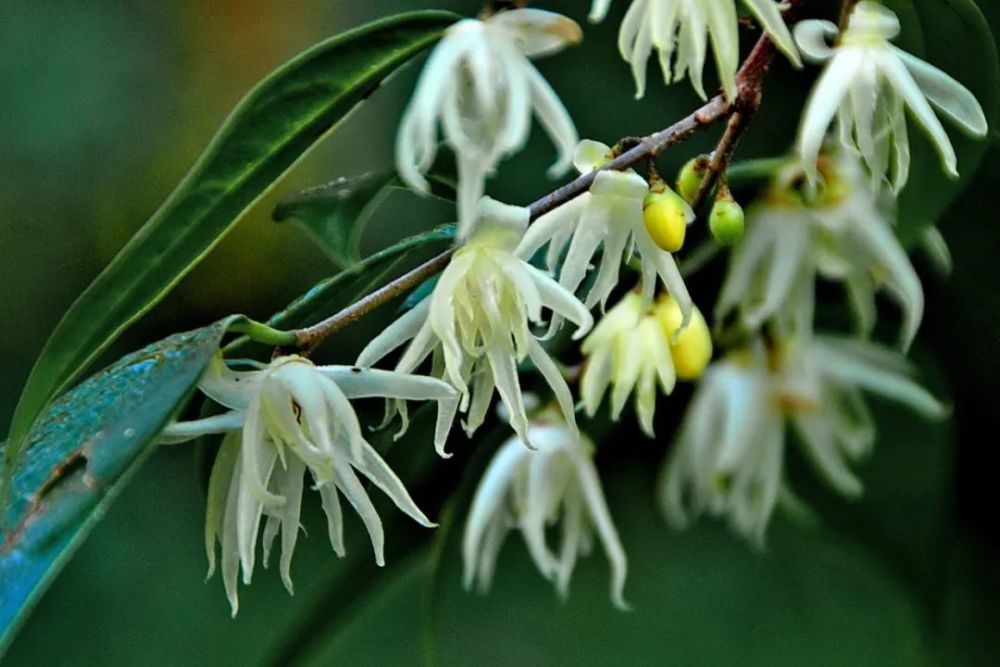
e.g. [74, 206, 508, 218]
[527, 339, 579, 433]
[792, 415, 863, 497]
[198, 353, 261, 411]
[356, 441, 436, 528]
[527, 263, 595, 338]
[160, 411, 244, 444]
[893, 47, 988, 137]
[463, 440, 524, 589]
[275, 456, 306, 593]
[333, 458, 386, 566]
[877, 50, 958, 176]
[516, 194, 586, 263]
[490, 9, 582, 58]
[746, 0, 802, 66]
[356, 298, 431, 368]
[572, 452, 628, 609]
[526, 66, 578, 177]
[706, 0, 739, 101]
[205, 433, 240, 579]
[798, 49, 865, 177]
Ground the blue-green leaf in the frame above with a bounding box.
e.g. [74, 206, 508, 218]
[5, 10, 459, 479]
[0, 318, 237, 657]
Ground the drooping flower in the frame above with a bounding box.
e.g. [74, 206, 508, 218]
[795, 1, 988, 192]
[161, 354, 459, 614]
[463, 407, 628, 608]
[581, 292, 712, 436]
[606, 0, 800, 100]
[658, 336, 945, 544]
[357, 197, 593, 446]
[396, 8, 581, 237]
[516, 139, 694, 329]
[715, 154, 923, 347]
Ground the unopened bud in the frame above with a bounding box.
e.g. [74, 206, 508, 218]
[677, 156, 709, 204]
[643, 184, 692, 253]
[655, 295, 713, 381]
[709, 192, 744, 247]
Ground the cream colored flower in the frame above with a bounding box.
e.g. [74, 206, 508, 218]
[716, 155, 923, 348]
[581, 292, 712, 436]
[795, 1, 988, 192]
[358, 198, 593, 446]
[608, 0, 800, 100]
[396, 8, 581, 237]
[659, 336, 945, 543]
[162, 354, 458, 614]
[517, 139, 693, 330]
[463, 408, 628, 608]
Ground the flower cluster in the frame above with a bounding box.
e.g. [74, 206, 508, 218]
[161, 0, 984, 615]
[581, 292, 712, 436]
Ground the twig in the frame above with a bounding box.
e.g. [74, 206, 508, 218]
[292, 0, 803, 353]
[839, 0, 860, 32]
[295, 249, 454, 353]
[689, 109, 754, 211]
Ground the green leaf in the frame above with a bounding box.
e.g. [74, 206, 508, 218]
[5, 10, 459, 478]
[275, 172, 402, 268]
[887, 0, 1000, 245]
[0, 317, 237, 657]
[273, 171, 456, 267]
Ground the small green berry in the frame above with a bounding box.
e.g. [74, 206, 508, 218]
[677, 156, 709, 204]
[709, 197, 745, 247]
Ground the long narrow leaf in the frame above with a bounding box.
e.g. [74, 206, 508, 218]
[0, 317, 239, 657]
[5, 11, 458, 479]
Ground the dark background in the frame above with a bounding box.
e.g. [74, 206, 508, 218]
[2, 1, 998, 664]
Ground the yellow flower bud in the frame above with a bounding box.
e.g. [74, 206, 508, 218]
[676, 156, 709, 204]
[643, 186, 690, 252]
[655, 295, 713, 381]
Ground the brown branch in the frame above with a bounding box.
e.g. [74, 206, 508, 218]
[292, 1, 803, 353]
[689, 109, 753, 210]
[839, 0, 860, 32]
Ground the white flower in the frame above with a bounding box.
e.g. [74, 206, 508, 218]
[162, 354, 459, 614]
[715, 154, 924, 347]
[795, 1, 988, 192]
[610, 0, 800, 100]
[658, 336, 945, 543]
[581, 292, 712, 436]
[516, 139, 694, 328]
[463, 409, 628, 608]
[357, 198, 593, 446]
[396, 8, 581, 237]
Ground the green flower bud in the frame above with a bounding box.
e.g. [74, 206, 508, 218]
[676, 156, 709, 204]
[709, 195, 745, 247]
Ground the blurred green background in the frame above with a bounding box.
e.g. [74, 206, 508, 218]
[2, 0, 999, 665]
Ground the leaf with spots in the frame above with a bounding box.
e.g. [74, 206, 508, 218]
[0, 317, 239, 657]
